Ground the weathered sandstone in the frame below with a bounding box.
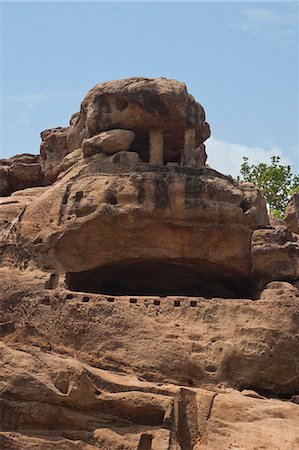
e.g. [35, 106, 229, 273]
[8, 160, 269, 298]
[252, 225, 299, 284]
[39, 77, 211, 183]
[1, 336, 298, 450]
[0, 78, 298, 449]
[82, 129, 136, 156]
[67, 77, 210, 155]
[0, 154, 42, 196]
[285, 193, 299, 234]
[40, 127, 69, 184]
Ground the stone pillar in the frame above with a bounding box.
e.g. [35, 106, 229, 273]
[149, 128, 164, 165]
[196, 144, 207, 167]
[182, 128, 196, 166]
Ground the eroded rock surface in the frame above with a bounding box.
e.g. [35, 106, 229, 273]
[252, 225, 299, 284]
[67, 77, 210, 154]
[285, 193, 299, 234]
[12, 160, 268, 298]
[0, 154, 42, 196]
[40, 127, 69, 184]
[39, 77, 211, 182]
[82, 129, 136, 157]
[1, 78, 298, 449]
[0, 269, 299, 449]
[2, 339, 298, 450]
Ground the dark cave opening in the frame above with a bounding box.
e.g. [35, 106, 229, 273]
[129, 129, 184, 164]
[130, 130, 150, 162]
[65, 260, 254, 299]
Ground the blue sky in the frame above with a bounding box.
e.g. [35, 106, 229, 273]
[1, 1, 298, 176]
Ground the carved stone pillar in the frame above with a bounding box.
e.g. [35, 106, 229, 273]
[182, 128, 196, 166]
[196, 144, 207, 167]
[149, 128, 164, 165]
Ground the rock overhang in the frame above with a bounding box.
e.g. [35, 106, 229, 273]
[16, 159, 269, 298]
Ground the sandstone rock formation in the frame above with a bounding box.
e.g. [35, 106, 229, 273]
[0, 78, 298, 449]
[40, 127, 69, 184]
[39, 77, 211, 184]
[0, 154, 42, 196]
[285, 193, 299, 234]
[82, 129, 136, 157]
[252, 225, 299, 285]
[18, 159, 269, 298]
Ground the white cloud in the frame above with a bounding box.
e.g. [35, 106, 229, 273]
[8, 93, 48, 104]
[205, 137, 291, 177]
[230, 7, 298, 49]
[234, 8, 297, 29]
[266, 28, 296, 50]
[4, 93, 48, 126]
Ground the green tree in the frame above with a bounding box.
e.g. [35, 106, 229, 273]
[238, 156, 299, 218]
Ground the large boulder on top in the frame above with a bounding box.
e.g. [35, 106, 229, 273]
[39, 78, 211, 183]
[67, 77, 210, 152]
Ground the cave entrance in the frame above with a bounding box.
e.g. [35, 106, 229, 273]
[129, 129, 184, 164]
[65, 260, 252, 298]
[130, 129, 149, 162]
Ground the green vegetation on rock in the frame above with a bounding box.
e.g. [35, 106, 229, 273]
[238, 156, 299, 218]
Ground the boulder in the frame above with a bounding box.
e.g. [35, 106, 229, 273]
[82, 129, 135, 157]
[0, 154, 42, 196]
[285, 193, 299, 234]
[252, 225, 299, 284]
[40, 127, 69, 184]
[67, 77, 211, 162]
[259, 281, 299, 300]
[0, 166, 10, 195]
[68, 77, 210, 147]
[38, 78, 211, 179]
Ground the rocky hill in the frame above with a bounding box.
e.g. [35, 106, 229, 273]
[0, 77, 298, 450]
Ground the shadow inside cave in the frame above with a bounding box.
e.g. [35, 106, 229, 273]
[65, 260, 255, 299]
